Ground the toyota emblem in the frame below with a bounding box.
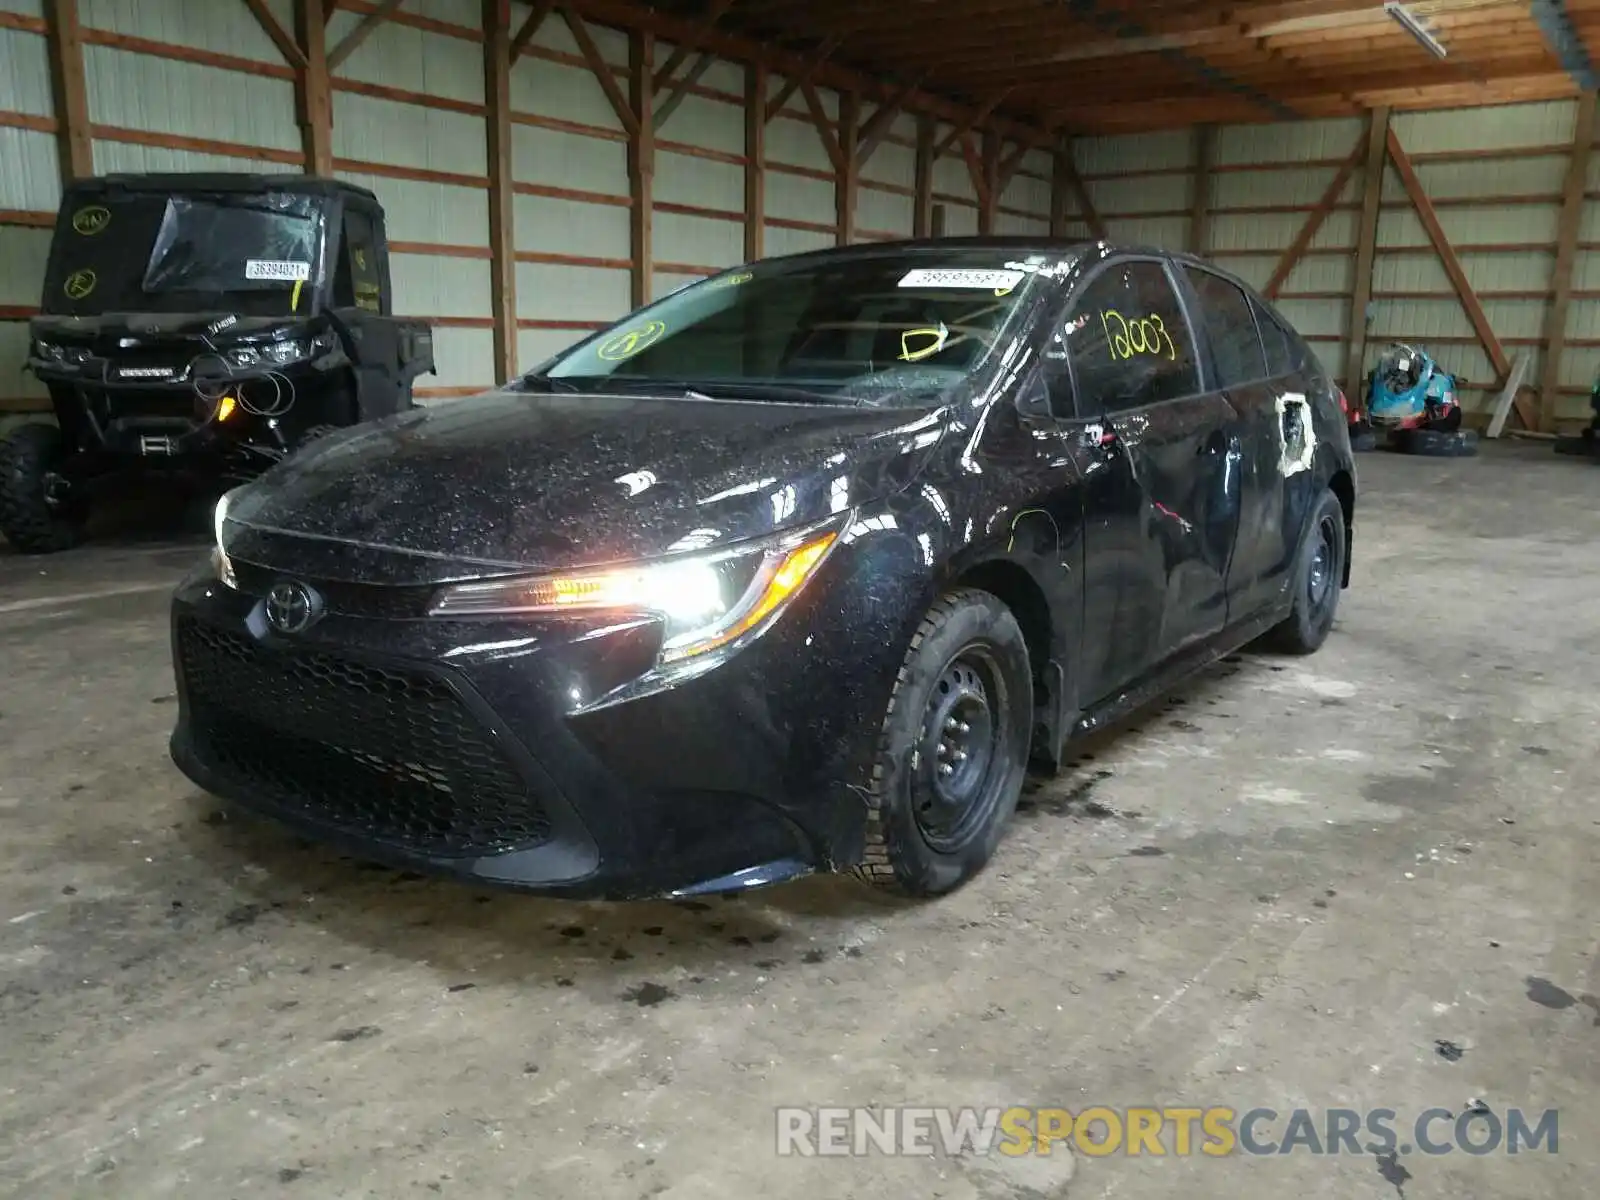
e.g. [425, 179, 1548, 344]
[265, 580, 321, 634]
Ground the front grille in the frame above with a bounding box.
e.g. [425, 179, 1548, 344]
[176, 617, 550, 856]
[233, 562, 437, 620]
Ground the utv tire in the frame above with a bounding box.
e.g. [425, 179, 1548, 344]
[0, 423, 87, 554]
[853, 588, 1033, 897]
[1554, 431, 1596, 458]
[1262, 487, 1346, 656]
[1348, 420, 1378, 452]
[1391, 427, 1478, 457]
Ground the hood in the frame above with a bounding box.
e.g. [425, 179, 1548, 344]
[32, 312, 310, 346]
[224, 389, 948, 584]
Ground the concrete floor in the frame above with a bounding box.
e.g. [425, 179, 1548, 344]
[1, 443, 1597, 1199]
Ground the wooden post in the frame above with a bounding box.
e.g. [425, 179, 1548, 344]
[294, 0, 333, 175]
[1061, 138, 1106, 240]
[1343, 106, 1389, 395]
[483, 0, 515, 383]
[978, 130, 1000, 234]
[744, 63, 765, 262]
[43, 0, 93, 180]
[1540, 91, 1597, 432]
[836, 92, 858, 246]
[1049, 139, 1070, 237]
[930, 203, 947, 239]
[1190, 124, 1214, 257]
[913, 115, 934, 237]
[628, 30, 654, 309]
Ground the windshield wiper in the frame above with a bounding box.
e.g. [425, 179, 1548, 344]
[608, 378, 842, 405]
[517, 374, 584, 393]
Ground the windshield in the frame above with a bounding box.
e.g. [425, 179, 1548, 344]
[43, 191, 328, 318]
[532, 251, 1063, 406]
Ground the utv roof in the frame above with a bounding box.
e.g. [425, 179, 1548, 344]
[61, 173, 378, 203]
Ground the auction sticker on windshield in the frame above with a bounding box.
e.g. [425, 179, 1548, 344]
[245, 259, 312, 282]
[900, 268, 1026, 291]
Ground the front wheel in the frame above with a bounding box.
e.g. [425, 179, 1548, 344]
[0, 423, 88, 554]
[853, 588, 1033, 897]
[1262, 487, 1346, 655]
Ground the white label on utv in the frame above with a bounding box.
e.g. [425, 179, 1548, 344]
[245, 259, 311, 281]
[899, 268, 1026, 291]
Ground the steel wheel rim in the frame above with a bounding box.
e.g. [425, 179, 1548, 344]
[1308, 513, 1337, 611]
[914, 643, 1007, 854]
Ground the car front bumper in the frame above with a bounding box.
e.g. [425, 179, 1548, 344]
[167, 548, 916, 899]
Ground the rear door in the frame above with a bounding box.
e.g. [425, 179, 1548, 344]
[1064, 256, 1238, 695]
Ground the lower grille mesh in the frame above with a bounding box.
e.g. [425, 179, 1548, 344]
[177, 617, 550, 856]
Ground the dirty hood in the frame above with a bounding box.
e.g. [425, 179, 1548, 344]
[223, 388, 947, 584]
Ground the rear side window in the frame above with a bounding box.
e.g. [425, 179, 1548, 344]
[1065, 261, 1199, 415]
[1254, 302, 1296, 377]
[1184, 267, 1266, 387]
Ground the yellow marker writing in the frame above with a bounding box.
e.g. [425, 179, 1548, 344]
[291, 278, 303, 312]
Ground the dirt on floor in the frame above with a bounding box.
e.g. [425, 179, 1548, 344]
[1, 442, 1597, 1199]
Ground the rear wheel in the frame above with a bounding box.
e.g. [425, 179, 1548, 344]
[1392, 427, 1478, 457]
[0, 423, 88, 554]
[1263, 487, 1345, 655]
[853, 589, 1033, 897]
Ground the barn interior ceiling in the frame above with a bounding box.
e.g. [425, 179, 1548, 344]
[643, 0, 1600, 133]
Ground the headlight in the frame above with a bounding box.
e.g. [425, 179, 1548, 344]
[264, 338, 307, 364]
[34, 340, 64, 362]
[211, 490, 238, 589]
[228, 347, 261, 368]
[428, 519, 844, 665]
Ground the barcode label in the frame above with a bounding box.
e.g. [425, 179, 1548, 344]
[899, 268, 1026, 291]
[245, 259, 311, 281]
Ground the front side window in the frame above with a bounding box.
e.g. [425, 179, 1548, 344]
[1064, 260, 1199, 415]
[535, 252, 1070, 407]
[334, 207, 383, 313]
[1184, 266, 1267, 388]
[1253, 300, 1296, 378]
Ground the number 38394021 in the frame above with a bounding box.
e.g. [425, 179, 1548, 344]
[1100, 310, 1176, 361]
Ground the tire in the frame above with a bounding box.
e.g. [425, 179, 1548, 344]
[1392, 427, 1478, 457]
[1348, 421, 1378, 452]
[1262, 487, 1346, 656]
[853, 588, 1033, 897]
[0, 423, 88, 554]
[1554, 432, 1597, 458]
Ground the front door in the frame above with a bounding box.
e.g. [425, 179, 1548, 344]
[1061, 257, 1238, 701]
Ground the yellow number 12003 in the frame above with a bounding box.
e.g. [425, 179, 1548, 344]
[1101, 310, 1176, 361]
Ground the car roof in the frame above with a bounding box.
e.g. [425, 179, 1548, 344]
[63, 173, 378, 204]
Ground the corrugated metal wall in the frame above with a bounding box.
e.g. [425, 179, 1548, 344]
[1070, 97, 1596, 424]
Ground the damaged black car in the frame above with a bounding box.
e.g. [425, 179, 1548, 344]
[169, 239, 1356, 900]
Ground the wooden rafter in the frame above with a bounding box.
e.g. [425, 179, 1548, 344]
[1386, 124, 1531, 428]
[931, 88, 1012, 159]
[800, 79, 845, 175]
[241, 0, 308, 69]
[855, 74, 925, 166]
[651, 0, 736, 91]
[1538, 90, 1596, 431]
[764, 34, 844, 124]
[510, 0, 557, 62]
[326, 0, 403, 71]
[563, 2, 640, 138]
[1263, 138, 1363, 299]
[1343, 106, 1389, 395]
[654, 51, 714, 129]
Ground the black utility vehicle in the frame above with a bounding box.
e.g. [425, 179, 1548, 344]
[171, 240, 1356, 901]
[1, 173, 434, 552]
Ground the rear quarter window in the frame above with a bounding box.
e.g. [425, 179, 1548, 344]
[1183, 266, 1266, 387]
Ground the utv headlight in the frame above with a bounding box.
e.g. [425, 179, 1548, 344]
[264, 338, 307, 364]
[228, 347, 261, 368]
[211, 490, 238, 589]
[34, 340, 64, 362]
[427, 518, 844, 665]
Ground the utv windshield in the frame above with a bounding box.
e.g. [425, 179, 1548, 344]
[43, 191, 327, 318]
[531, 250, 1065, 406]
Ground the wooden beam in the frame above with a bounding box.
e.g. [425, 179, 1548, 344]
[653, 51, 714, 130]
[565, 3, 640, 139]
[650, 0, 735, 91]
[745, 62, 765, 261]
[1190, 124, 1214, 257]
[977, 130, 999, 234]
[1049, 141, 1070, 237]
[628, 29, 653, 308]
[801, 80, 845, 176]
[1386, 123, 1528, 424]
[326, 0, 402, 71]
[855, 75, 924, 167]
[484, 0, 515, 383]
[1343, 106, 1389, 397]
[930, 202, 947, 239]
[1539, 90, 1597, 431]
[931, 88, 1012, 160]
[294, 0, 333, 176]
[763, 33, 843, 124]
[994, 140, 1031, 195]
[836, 92, 858, 246]
[960, 132, 991, 222]
[914, 114, 934, 237]
[1263, 139, 1362, 298]
[242, 0, 308, 69]
[1061, 139, 1106, 240]
[43, 0, 93, 180]
[510, 0, 556, 63]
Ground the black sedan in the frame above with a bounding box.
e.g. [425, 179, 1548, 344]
[170, 239, 1356, 899]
